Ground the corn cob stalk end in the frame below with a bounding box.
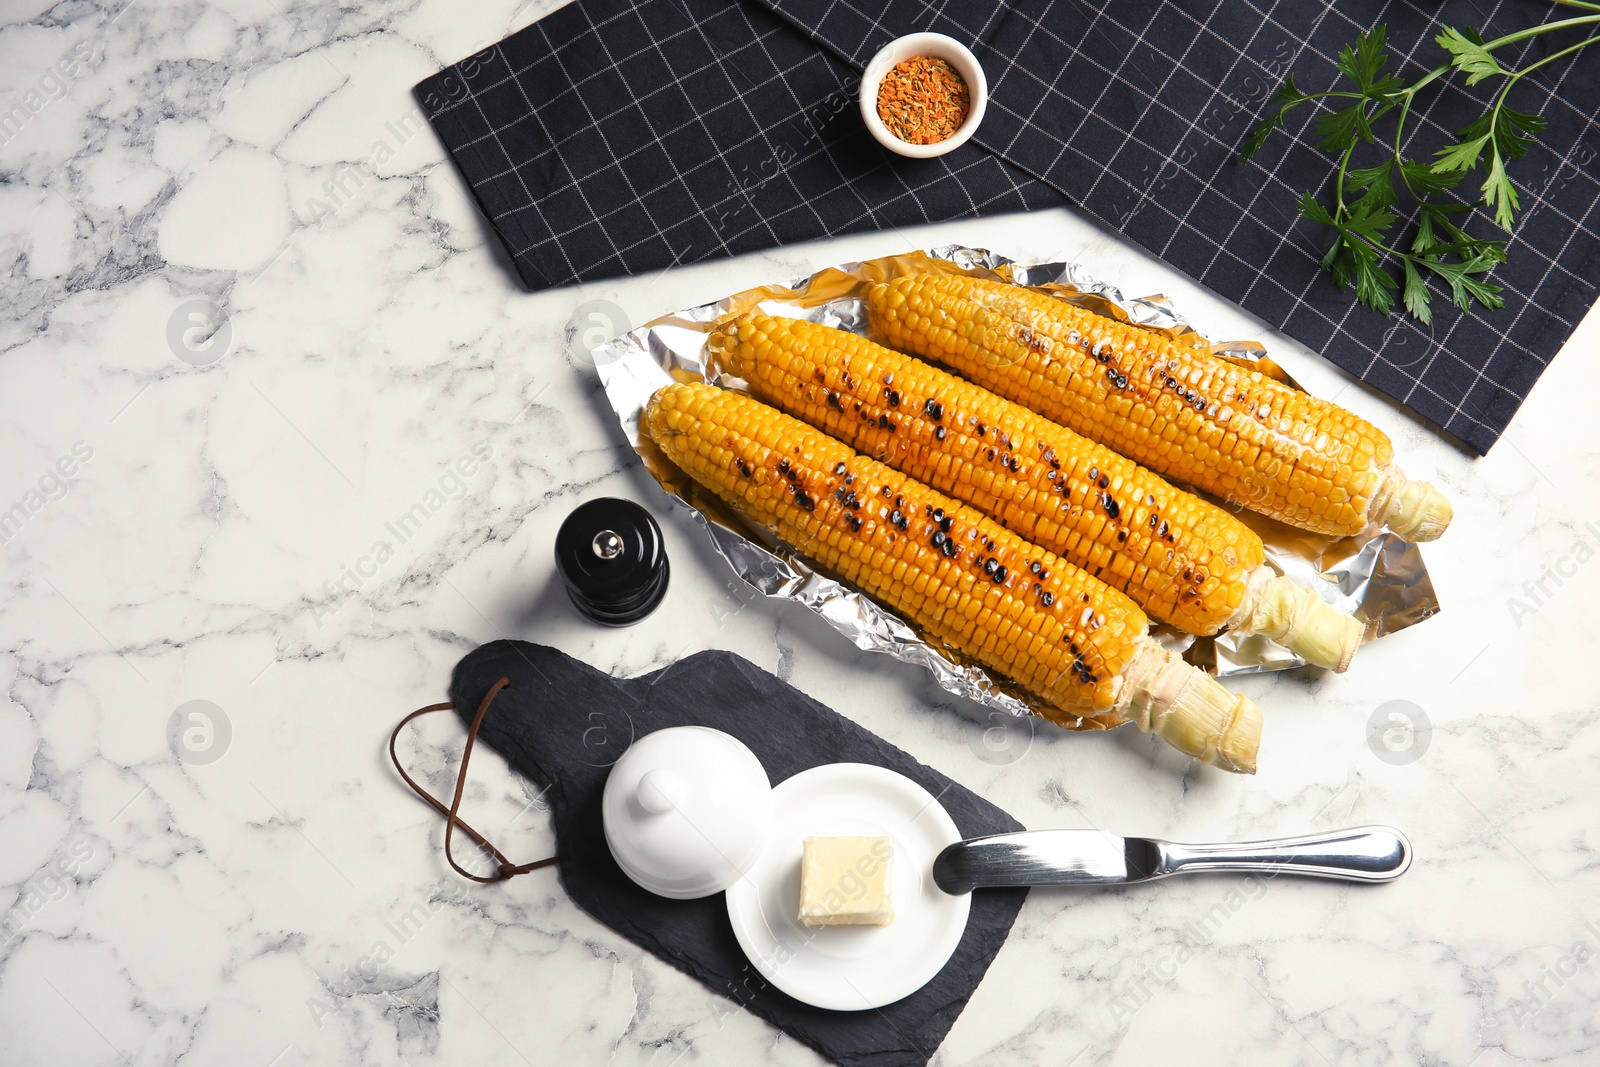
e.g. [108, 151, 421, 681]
[1114, 640, 1260, 774]
[1231, 570, 1364, 673]
[1376, 466, 1452, 542]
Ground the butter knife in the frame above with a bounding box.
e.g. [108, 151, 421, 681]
[932, 825, 1411, 893]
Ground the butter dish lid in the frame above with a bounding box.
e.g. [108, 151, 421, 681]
[602, 726, 773, 899]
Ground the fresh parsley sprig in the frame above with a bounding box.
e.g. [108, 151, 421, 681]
[1240, 4, 1600, 325]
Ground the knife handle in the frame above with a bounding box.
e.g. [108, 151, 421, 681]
[1155, 825, 1412, 883]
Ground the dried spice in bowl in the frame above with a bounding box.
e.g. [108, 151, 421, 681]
[875, 56, 970, 145]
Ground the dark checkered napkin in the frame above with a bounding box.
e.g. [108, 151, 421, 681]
[418, 0, 1600, 454]
[414, 0, 1060, 291]
[756, 0, 1600, 454]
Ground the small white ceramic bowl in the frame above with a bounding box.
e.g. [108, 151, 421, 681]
[859, 32, 988, 159]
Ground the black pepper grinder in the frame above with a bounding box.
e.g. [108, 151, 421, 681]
[554, 498, 670, 625]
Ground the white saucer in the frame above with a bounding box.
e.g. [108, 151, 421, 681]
[724, 763, 970, 1011]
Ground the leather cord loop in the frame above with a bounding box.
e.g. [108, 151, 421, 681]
[388, 677, 558, 884]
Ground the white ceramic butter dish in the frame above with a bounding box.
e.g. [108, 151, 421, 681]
[601, 725, 773, 899]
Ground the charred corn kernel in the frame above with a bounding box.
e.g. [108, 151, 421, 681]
[644, 381, 1261, 771]
[865, 275, 1452, 542]
[711, 315, 1364, 671]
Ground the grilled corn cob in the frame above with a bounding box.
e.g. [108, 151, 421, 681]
[864, 274, 1452, 542]
[710, 314, 1364, 671]
[644, 381, 1262, 771]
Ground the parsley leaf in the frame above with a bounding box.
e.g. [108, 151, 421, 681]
[1399, 159, 1464, 197]
[1337, 25, 1390, 91]
[1493, 105, 1546, 162]
[1480, 151, 1519, 231]
[1432, 133, 1491, 172]
[1343, 200, 1397, 242]
[1347, 160, 1398, 214]
[1237, 75, 1309, 162]
[1351, 242, 1398, 316]
[1436, 26, 1504, 85]
[1296, 190, 1337, 227]
[1316, 103, 1372, 152]
[1401, 257, 1433, 325]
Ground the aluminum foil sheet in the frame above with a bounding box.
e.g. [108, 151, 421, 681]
[593, 247, 1440, 729]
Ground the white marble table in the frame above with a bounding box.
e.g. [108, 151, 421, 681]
[4, 2, 1598, 1064]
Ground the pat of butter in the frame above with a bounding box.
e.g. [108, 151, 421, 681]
[798, 836, 894, 927]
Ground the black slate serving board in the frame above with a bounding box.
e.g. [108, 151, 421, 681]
[447, 640, 1028, 1067]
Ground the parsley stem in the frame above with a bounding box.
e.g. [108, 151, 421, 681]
[1388, 92, 1430, 204]
[1480, 13, 1600, 52]
[1483, 31, 1600, 224]
[1487, 31, 1600, 147]
[1385, 12, 1600, 110]
[1498, 31, 1600, 96]
[1364, 239, 1471, 286]
[1335, 144, 1356, 215]
[1388, 10, 1600, 107]
[1391, 92, 1413, 167]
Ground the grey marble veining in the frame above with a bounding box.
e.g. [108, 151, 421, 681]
[2, 1, 1598, 1065]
